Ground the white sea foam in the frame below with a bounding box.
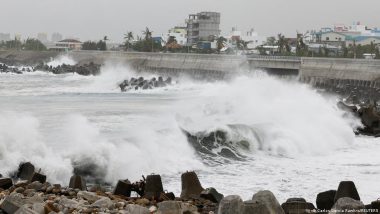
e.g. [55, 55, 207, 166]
[47, 55, 76, 67]
[0, 65, 378, 204]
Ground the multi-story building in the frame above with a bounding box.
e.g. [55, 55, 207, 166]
[166, 26, 187, 46]
[50, 39, 82, 51]
[227, 28, 266, 49]
[312, 22, 380, 46]
[186, 12, 221, 46]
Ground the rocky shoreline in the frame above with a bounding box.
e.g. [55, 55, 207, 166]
[0, 61, 101, 76]
[0, 162, 379, 214]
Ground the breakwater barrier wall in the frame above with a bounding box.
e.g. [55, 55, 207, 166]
[1, 50, 380, 87]
[299, 58, 380, 89]
[66, 51, 247, 79]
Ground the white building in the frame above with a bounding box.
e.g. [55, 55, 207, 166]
[48, 39, 82, 51]
[164, 27, 187, 46]
[346, 37, 380, 46]
[226, 28, 266, 49]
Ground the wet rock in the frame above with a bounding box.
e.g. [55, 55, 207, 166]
[218, 195, 244, 214]
[250, 190, 284, 214]
[200, 187, 223, 203]
[316, 190, 336, 210]
[136, 198, 150, 206]
[26, 181, 43, 191]
[0, 193, 25, 214]
[0, 178, 13, 190]
[160, 192, 175, 201]
[125, 204, 150, 214]
[92, 197, 113, 209]
[113, 179, 132, 197]
[180, 171, 204, 199]
[144, 174, 163, 200]
[31, 203, 45, 214]
[281, 198, 315, 214]
[329, 197, 365, 214]
[14, 205, 39, 214]
[13, 187, 25, 194]
[69, 175, 87, 191]
[17, 162, 35, 181]
[157, 201, 197, 214]
[59, 197, 79, 209]
[30, 172, 46, 184]
[44, 202, 60, 213]
[334, 181, 360, 202]
[77, 191, 100, 203]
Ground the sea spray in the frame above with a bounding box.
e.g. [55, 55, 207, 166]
[175, 74, 360, 157]
[47, 55, 76, 67]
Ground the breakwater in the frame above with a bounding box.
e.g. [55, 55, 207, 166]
[1, 50, 380, 85]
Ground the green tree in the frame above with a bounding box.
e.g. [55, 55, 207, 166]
[296, 34, 308, 56]
[5, 38, 23, 50]
[23, 38, 47, 51]
[142, 27, 153, 41]
[277, 34, 290, 55]
[216, 36, 227, 53]
[266, 36, 276, 46]
[124, 31, 134, 51]
[97, 40, 107, 51]
[82, 41, 98, 50]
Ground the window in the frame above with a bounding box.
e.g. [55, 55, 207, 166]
[326, 37, 330, 41]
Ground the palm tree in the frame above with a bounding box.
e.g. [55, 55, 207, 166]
[142, 27, 153, 41]
[277, 34, 290, 54]
[216, 36, 227, 53]
[124, 31, 134, 51]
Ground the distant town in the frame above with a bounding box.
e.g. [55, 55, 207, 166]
[1, 11, 380, 59]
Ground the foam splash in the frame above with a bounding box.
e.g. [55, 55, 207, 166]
[0, 112, 203, 185]
[47, 55, 76, 67]
[176, 74, 360, 157]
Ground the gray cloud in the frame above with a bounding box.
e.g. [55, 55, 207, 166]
[0, 0, 379, 42]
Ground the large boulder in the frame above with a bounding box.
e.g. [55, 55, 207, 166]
[250, 190, 284, 214]
[316, 190, 336, 210]
[0, 193, 25, 214]
[30, 172, 46, 183]
[157, 201, 198, 214]
[281, 198, 315, 214]
[17, 162, 35, 181]
[334, 181, 360, 202]
[113, 179, 132, 197]
[69, 175, 87, 190]
[200, 187, 224, 203]
[0, 178, 13, 190]
[180, 171, 204, 199]
[144, 174, 164, 200]
[125, 204, 150, 214]
[218, 195, 244, 214]
[329, 197, 365, 214]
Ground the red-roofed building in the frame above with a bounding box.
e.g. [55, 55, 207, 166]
[54, 39, 82, 50]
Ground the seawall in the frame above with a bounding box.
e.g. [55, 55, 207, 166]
[1, 50, 380, 86]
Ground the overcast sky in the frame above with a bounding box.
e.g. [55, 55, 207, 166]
[0, 0, 379, 42]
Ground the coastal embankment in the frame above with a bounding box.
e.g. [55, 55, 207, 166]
[1, 50, 380, 85]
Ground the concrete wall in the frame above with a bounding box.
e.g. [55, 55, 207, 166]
[299, 58, 380, 87]
[66, 51, 247, 79]
[1, 50, 380, 86]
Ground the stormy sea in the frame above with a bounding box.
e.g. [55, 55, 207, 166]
[0, 55, 379, 204]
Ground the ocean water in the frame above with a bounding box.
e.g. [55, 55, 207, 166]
[0, 56, 379, 204]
